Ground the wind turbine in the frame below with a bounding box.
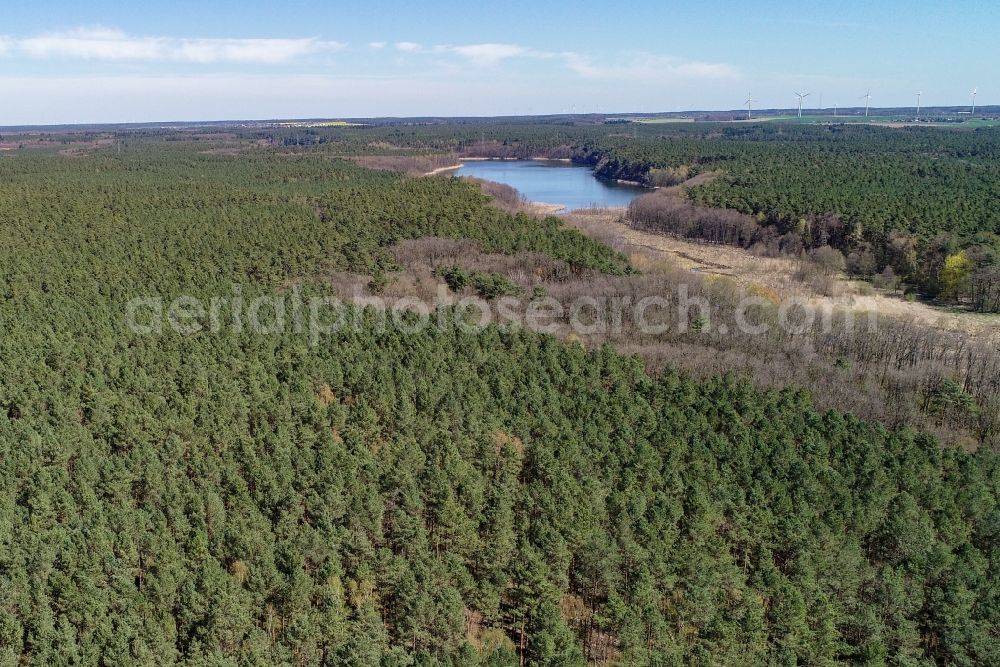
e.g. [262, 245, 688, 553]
[971, 88, 978, 116]
[744, 91, 758, 120]
[916, 91, 922, 118]
[794, 91, 811, 118]
[862, 89, 872, 118]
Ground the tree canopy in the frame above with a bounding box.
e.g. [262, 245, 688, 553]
[0, 136, 996, 666]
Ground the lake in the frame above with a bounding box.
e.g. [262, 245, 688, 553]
[455, 159, 645, 212]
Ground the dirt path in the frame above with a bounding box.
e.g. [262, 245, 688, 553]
[564, 209, 1000, 337]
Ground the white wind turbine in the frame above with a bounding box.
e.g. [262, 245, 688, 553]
[794, 91, 811, 118]
[971, 87, 978, 115]
[916, 91, 922, 118]
[862, 89, 872, 118]
[744, 91, 758, 120]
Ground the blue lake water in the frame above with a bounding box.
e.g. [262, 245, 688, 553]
[455, 159, 645, 211]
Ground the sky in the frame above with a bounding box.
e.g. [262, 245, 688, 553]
[0, 0, 995, 125]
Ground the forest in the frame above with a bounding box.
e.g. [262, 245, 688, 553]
[240, 120, 1000, 311]
[0, 132, 997, 665]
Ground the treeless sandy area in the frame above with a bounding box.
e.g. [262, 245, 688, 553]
[563, 208, 1000, 338]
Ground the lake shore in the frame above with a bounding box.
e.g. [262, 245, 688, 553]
[423, 164, 461, 176]
[527, 201, 566, 214]
[459, 156, 573, 162]
[451, 159, 644, 211]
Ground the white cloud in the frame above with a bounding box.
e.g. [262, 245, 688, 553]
[390, 41, 734, 80]
[0, 69, 759, 126]
[0, 33, 744, 123]
[561, 52, 739, 81]
[449, 43, 528, 65]
[0, 73, 504, 124]
[3, 27, 345, 64]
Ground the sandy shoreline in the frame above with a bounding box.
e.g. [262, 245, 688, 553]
[459, 156, 572, 162]
[424, 157, 573, 175]
[614, 177, 647, 187]
[423, 164, 462, 176]
[528, 202, 566, 215]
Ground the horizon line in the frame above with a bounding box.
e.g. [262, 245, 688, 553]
[1, 104, 998, 131]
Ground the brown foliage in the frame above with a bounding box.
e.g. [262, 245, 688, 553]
[627, 190, 777, 249]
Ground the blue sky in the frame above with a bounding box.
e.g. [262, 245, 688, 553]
[0, 0, 994, 124]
